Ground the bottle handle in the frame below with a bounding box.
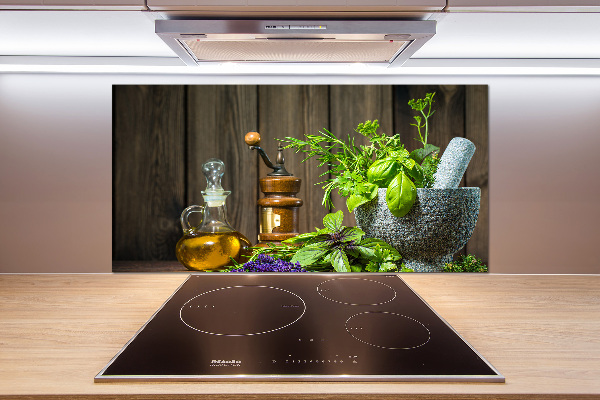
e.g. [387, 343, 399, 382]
[180, 205, 204, 233]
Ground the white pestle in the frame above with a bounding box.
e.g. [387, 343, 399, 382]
[433, 137, 476, 189]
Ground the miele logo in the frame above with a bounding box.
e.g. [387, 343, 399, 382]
[210, 359, 242, 367]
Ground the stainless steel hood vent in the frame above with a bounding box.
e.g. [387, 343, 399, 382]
[155, 20, 436, 67]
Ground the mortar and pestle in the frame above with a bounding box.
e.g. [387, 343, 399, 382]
[355, 137, 481, 272]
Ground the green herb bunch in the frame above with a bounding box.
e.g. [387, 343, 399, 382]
[280, 93, 441, 218]
[283, 211, 408, 273]
[443, 254, 488, 273]
[280, 120, 397, 211]
[408, 92, 440, 188]
[409, 92, 435, 146]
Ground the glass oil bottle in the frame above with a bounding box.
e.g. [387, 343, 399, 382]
[175, 158, 252, 271]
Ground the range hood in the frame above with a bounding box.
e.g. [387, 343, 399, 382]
[155, 19, 436, 68]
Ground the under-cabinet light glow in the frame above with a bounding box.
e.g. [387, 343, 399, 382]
[1, 59, 600, 75]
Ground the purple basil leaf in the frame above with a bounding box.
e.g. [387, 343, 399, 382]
[339, 227, 365, 243]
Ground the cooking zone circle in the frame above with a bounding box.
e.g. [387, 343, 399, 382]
[316, 278, 397, 305]
[346, 311, 431, 349]
[180, 286, 306, 336]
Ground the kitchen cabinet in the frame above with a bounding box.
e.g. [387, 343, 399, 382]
[0, 0, 146, 9]
[446, 0, 600, 11]
[145, 0, 446, 12]
[1, 273, 598, 399]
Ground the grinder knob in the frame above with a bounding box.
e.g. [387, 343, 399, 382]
[245, 131, 261, 147]
[245, 131, 291, 177]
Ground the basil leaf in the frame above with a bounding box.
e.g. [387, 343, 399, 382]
[313, 234, 333, 243]
[401, 157, 416, 170]
[409, 144, 440, 164]
[346, 182, 378, 212]
[404, 161, 424, 187]
[360, 238, 401, 261]
[352, 244, 377, 259]
[322, 210, 344, 233]
[344, 247, 360, 259]
[347, 194, 369, 213]
[282, 231, 318, 244]
[339, 227, 365, 244]
[388, 148, 410, 160]
[360, 237, 394, 251]
[367, 158, 401, 187]
[291, 243, 330, 266]
[385, 172, 417, 218]
[330, 248, 351, 272]
[350, 264, 363, 273]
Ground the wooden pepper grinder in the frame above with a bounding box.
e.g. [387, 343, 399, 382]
[245, 131, 303, 245]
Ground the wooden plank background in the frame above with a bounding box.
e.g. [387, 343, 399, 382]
[113, 85, 489, 270]
[112, 85, 185, 261]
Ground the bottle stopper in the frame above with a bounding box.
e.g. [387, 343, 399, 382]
[201, 158, 230, 206]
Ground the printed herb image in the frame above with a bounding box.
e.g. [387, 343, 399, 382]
[112, 84, 489, 274]
[280, 93, 440, 218]
[226, 211, 411, 273]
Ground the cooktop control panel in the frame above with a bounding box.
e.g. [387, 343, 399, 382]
[95, 273, 504, 382]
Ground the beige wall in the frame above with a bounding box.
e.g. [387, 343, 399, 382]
[0, 73, 599, 273]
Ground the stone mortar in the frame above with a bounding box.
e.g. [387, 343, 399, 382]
[355, 188, 480, 272]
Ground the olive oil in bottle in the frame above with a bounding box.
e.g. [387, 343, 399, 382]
[176, 231, 251, 272]
[175, 158, 252, 272]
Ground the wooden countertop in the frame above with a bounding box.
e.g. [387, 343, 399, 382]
[1, 273, 598, 399]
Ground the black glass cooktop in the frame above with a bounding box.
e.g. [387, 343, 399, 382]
[95, 274, 504, 382]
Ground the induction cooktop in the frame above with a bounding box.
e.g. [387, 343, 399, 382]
[95, 273, 504, 382]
